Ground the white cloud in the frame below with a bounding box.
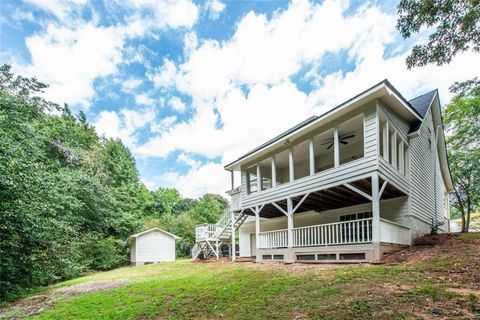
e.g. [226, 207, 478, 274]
[136, 0, 480, 198]
[150, 116, 178, 134]
[25, 0, 87, 22]
[21, 22, 125, 107]
[135, 93, 156, 106]
[121, 77, 143, 92]
[15, 0, 199, 108]
[169, 96, 186, 112]
[149, 58, 178, 89]
[151, 153, 229, 198]
[94, 107, 156, 148]
[205, 0, 226, 20]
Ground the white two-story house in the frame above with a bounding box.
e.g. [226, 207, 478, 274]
[193, 80, 453, 263]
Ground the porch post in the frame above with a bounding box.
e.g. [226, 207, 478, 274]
[271, 156, 277, 188]
[255, 207, 261, 262]
[334, 127, 340, 167]
[385, 122, 390, 162]
[256, 165, 262, 191]
[289, 148, 294, 182]
[286, 198, 295, 263]
[230, 170, 234, 191]
[371, 172, 381, 262]
[309, 138, 315, 175]
[231, 210, 236, 262]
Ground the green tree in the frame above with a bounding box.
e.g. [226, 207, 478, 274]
[150, 187, 182, 216]
[192, 194, 229, 224]
[443, 78, 480, 232]
[397, 0, 480, 68]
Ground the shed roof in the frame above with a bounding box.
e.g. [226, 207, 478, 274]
[128, 228, 180, 240]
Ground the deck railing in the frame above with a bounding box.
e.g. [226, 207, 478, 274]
[195, 224, 219, 241]
[293, 218, 373, 247]
[258, 229, 288, 249]
[258, 218, 411, 249]
[379, 218, 411, 245]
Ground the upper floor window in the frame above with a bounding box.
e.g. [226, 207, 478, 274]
[246, 166, 257, 194]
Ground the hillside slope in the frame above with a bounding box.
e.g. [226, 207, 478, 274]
[1, 233, 479, 320]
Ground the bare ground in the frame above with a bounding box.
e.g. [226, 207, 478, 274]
[0, 280, 130, 319]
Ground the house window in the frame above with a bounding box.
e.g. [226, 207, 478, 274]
[339, 253, 366, 260]
[258, 158, 272, 191]
[340, 212, 372, 242]
[246, 166, 257, 194]
[339, 211, 372, 221]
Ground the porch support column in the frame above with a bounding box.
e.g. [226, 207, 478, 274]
[230, 170, 234, 191]
[231, 210, 236, 262]
[392, 132, 397, 169]
[334, 127, 340, 167]
[385, 122, 390, 162]
[371, 172, 381, 262]
[289, 148, 294, 182]
[254, 207, 261, 262]
[256, 165, 262, 192]
[286, 198, 295, 263]
[382, 121, 388, 158]
[309, 138, 315, 175]
[271, 157, 276, 188]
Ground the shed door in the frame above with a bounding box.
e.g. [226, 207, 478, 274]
[250, 233, 256, 257]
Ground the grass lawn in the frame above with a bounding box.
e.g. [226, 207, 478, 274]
[2, 236, 480, 319]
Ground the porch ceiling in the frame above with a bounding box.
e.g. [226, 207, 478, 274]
[242, 177, 406, 219]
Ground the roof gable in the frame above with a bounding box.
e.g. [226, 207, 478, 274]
[408, 89, 437, 118]
[128, 228, 180, 240]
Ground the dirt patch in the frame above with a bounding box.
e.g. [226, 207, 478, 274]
[383, 233, 480, 265]
[54, 280, 130, 295]
[0, 280, 130, 319]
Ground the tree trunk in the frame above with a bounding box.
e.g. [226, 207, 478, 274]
[455, 190, 467, 233]
[466, 198, 471, 233]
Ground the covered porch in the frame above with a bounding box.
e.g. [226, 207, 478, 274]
[240, 172, 411, 263]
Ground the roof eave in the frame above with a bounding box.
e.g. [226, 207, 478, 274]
[224, 80, 420, 171]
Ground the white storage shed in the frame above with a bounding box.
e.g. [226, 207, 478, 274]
[128, 228, 179, 266]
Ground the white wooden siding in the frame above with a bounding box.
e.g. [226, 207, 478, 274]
[242, 156, 377, 207]
[409, 110, 439, 227]
[135, 230, 176, 262]
[364, 108, 378, 157]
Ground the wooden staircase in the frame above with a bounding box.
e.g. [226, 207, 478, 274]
[217, 211, 248, 240]
[192, 209, 248, 260]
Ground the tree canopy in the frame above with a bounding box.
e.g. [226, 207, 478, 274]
[0, 65, 229, 301]
[443, 78, 480, 232]
[397, 0, 480, 68]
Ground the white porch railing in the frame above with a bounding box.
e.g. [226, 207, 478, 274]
[258, 229, 288, 249]
[380, 218, 411, 245]
[293, 218, 373, 247]
[258, 218, 411, 249]
[195, 224, 220, 241]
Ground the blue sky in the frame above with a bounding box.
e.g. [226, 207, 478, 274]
[1, 0, 478, 198]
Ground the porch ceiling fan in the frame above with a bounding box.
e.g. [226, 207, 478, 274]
[321, 134, 355, 149]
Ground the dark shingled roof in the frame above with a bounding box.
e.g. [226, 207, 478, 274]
[408, 89, 437, 118]
[407, 89, 437, 133]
